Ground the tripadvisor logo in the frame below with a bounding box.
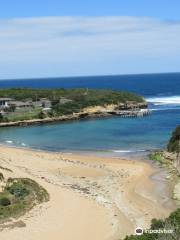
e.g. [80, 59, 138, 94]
[135, 227, 173, 235]
[135, 227, 143, 235]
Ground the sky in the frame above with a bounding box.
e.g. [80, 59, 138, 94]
[0, 0, 180, 79]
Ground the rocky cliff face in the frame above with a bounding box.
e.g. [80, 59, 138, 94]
[163, 151, 180, 174]
[163, 126, 180, 201]
[163, 151, 180, 201]
[83, 102, 148, 114]
[115, 102, 148, 110]
[166, 125, 180, 174]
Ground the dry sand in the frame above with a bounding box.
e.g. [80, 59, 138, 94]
[0, 146, 177, 240]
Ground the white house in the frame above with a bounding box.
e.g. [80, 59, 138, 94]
[0, 98, 13, 109]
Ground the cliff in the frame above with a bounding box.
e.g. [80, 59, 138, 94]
[165, 125, 180, 173]
[163, 126, 180, 201]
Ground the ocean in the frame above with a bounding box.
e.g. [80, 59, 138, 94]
[0, 73, 180, 155]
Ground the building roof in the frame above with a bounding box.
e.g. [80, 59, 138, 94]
[0, 98, 13, 101]
[9, 101, 32, 107]
[59, 98, 73, 104]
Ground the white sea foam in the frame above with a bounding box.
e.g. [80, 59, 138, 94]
[146, 96, 180, 105]
[149, 107, 180, 111]
[5, 140, 13, 144]
[113, 149, 146, 153]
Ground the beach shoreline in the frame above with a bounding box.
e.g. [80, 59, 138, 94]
[0, 145, 177, 240]
[0, 140, 157, 160]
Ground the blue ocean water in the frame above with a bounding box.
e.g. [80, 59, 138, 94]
[0, 73, 180, 154]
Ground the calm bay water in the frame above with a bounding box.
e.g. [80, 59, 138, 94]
[0, 73, 180, 154]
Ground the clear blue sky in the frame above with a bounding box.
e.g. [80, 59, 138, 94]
[0, 0, 180, 79]
[1, 0, 180, 20]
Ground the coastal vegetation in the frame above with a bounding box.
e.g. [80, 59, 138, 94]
[142, 126, 180, 239]
[0, 177, 49, 222]
[149, 125, 180, 167]
[167, 125, 180, 153]
[0, 88, 144, 103]
[0, 88, 146, 123]
[123, 208, 180, 240]
[149, 152, 164, 164]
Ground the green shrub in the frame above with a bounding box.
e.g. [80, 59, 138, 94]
[150, 218, 164, 229]
[38, 111, 46, 119]
[149, 152, 163, 163]
[6, 182, 30, 199]
[0, 197, 11, 206]
[0, 178, 49, 222]
[167, 125, 180, 153]
[124, 208, 180, 240]
[0, 172, 4, 181]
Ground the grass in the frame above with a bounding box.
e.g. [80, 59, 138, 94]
[149, 152, 164, 164]
[0, 178, 49, 222]
[123, 208, 180, 240]
[6, 108, 42, 122]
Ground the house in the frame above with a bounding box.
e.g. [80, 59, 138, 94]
[9, 101, 33, 111]
[0, 110, 6, 116]
[40, 98, 52, 108]
[0, 98, 13, 109]
[59, 97, 73, 104]
[32, 98, 52, 109]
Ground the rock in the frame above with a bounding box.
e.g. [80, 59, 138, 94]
[173, 180, 180, 201]
[166, 175, 171, 180]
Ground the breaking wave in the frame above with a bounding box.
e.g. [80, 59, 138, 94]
[5, 140, 13, 144]
[113, 149, 146, 153]
[146, 96, 180, 106]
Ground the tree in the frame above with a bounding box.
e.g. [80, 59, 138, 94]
[0, 197, 11, 206]
[38, 111, 46, 119]
[0, 113, 4, 122]
[167, 125, 180, 153]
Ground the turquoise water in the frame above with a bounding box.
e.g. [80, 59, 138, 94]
[0, 109, 179, 153]
[0, 73, 180, 154]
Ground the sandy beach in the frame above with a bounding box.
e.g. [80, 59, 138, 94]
[0, 145, 177, 240]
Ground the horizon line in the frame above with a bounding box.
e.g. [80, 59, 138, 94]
[1, 71, 180, 82]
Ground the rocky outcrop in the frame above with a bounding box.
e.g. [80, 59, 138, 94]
[115, 101, 148, 110]
[173, 181, 180, 201]
[82, 102, 149, 117]
[162, 144, 180, 202]
[163, 151, 180, 174]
